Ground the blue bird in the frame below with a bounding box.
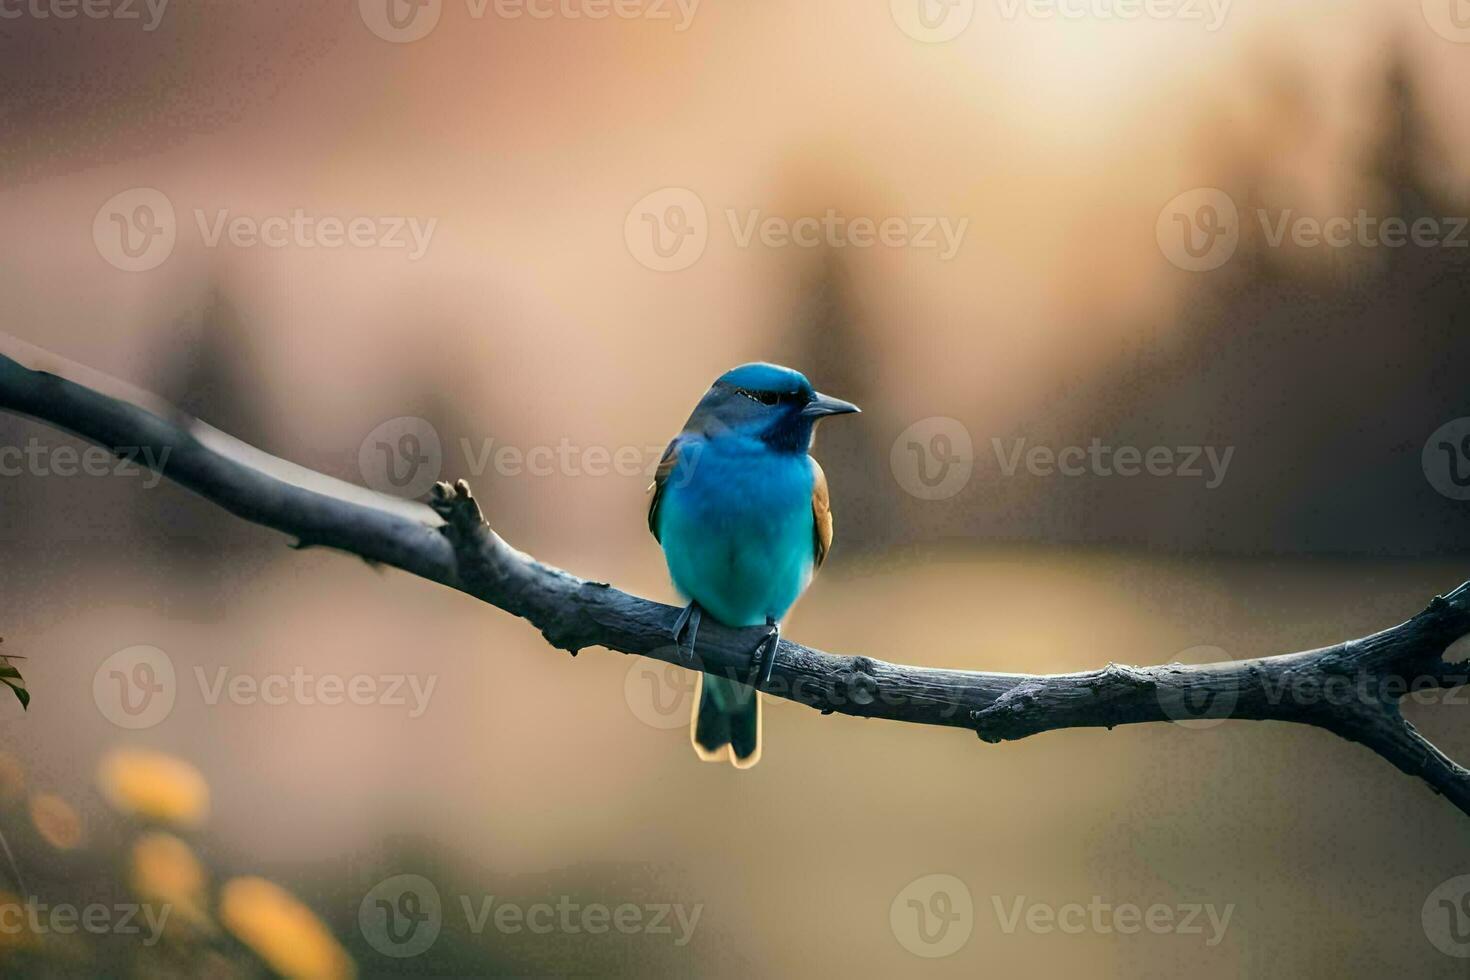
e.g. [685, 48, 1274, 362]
[647, 363, 860, 768]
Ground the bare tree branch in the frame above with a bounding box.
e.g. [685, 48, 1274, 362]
[3, 342, 1470, 817]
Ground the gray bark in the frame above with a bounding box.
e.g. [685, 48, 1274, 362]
[2, 344, 1468, 818]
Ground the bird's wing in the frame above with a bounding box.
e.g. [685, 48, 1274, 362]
[812, 458, 833, 571]
[646, 435, 685, 542]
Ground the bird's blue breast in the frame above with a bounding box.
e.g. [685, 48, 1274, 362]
[657, 437, 816, 628]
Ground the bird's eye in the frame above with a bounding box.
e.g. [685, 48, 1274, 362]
[734, 387, 797, 407]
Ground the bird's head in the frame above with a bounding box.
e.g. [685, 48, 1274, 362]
[688, 362, 860, 453]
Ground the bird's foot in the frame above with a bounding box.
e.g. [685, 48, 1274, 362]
[671, 601, 702, 663]
[751, 617, 780, 687]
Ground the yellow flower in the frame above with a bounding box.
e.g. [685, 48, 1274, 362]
[131, 832, 211, 930]
[219, 877, 355, 980]
[28, 792, 82, 850]
[97, 750, 209, 828]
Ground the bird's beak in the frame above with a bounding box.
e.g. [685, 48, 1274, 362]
[802, 392, 862, 418]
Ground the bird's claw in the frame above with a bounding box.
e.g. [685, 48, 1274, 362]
[671, 602, 702, 663]
[751, 618, 780, 687]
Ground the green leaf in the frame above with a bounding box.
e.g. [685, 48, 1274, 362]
[0, 660, 28, 710]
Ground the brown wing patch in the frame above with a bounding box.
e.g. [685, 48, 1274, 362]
[647, 439, 681, 541]
[812, 460, 833, 570]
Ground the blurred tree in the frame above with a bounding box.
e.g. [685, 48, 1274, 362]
[991, 40, 1470, 557]
[142, 286, 278, 575]
[782, 248, 895, 555]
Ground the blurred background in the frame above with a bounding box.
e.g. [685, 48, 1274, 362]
[3, 0, 1470, 975]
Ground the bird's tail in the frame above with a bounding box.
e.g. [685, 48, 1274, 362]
[691, 672, 761, 768]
